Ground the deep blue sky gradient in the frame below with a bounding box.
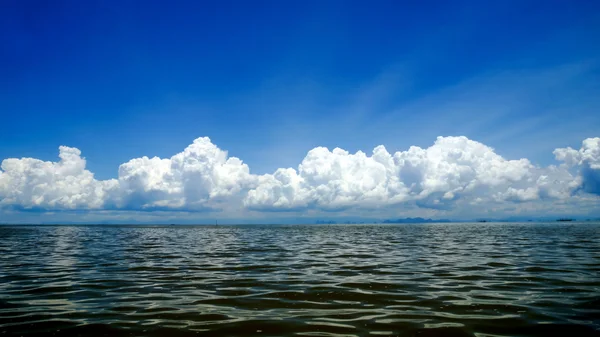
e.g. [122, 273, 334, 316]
[1, 0, 600, 179]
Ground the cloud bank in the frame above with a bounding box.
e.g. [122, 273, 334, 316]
[1, 136, 599, 217]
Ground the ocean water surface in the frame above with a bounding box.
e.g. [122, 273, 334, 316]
[1, 223, 599, 336]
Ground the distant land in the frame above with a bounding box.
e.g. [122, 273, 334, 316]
[1, 217, 600, 226]
[315, 217, 599, 224]
[314, 217, 450, 224]
[382, 217, 452, 223]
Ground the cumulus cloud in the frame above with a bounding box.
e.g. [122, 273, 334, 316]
[0, 146, 117, 210]
[245, 145, 405, 211]
[0, 136, 598, 215]
[114, 137, 256, 210]
[554, 137, 600, 195]
[244, 136, 539, 211]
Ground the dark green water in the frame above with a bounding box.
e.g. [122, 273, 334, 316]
[1, 223, 599, 337]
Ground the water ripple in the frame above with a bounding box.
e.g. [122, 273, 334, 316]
[1, 223, 599, 336]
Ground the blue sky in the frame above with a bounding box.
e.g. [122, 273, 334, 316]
[1, 0, 600, 223]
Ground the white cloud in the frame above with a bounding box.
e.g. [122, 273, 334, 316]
[244, 136, 540, 211]
[0, 146, 117, 210]
[114, 137, 256, 210]
[245, 145, 406, 211]
[0, 136, 598, 217]
[554, 137, 600, 195]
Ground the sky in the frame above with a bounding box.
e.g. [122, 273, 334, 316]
[1, 0, 600, 223]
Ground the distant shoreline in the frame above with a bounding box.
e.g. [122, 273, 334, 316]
[1, 219, 599, 226]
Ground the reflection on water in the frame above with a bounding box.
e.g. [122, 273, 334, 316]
[1, 223, 599, 336]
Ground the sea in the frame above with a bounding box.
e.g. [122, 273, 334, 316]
[1, 222, 599, 336]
